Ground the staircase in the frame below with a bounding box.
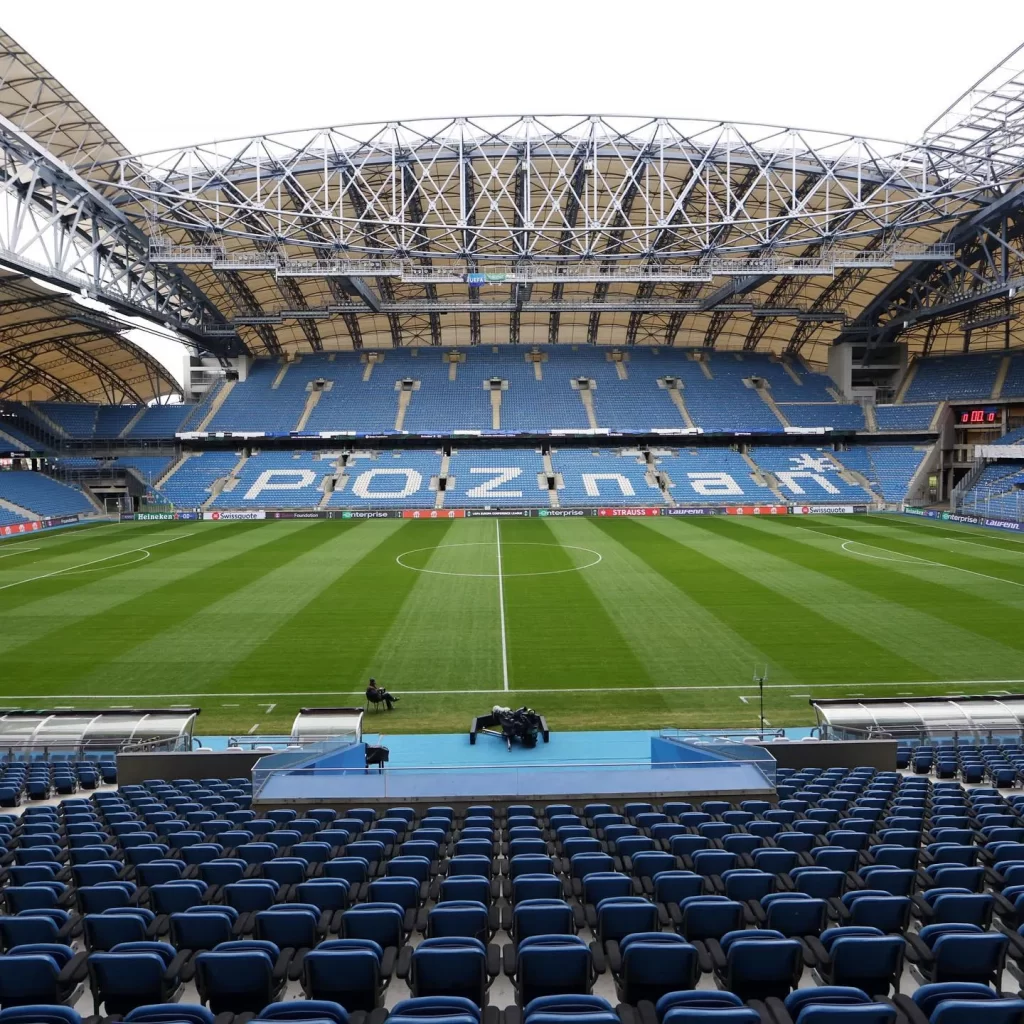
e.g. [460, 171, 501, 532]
[781, 361, 804, 387]
[394, 388, 413, 431]
[993, 356, 1012, 400]
[742, 452, 786, 502]
[156, 453, 188, 490]
[542, 452, 560, 508]
[435, 452, 451, 509]
[118, 406, 148, 439]
[893, 361, 918, 404]
[0, 496, 38, 520]
[0, 428, 23, 449]
[271, 361, 292, 390]
[864, 404, 878, 432]
[928, 401, 947, 432]
[667, 386, 696, 429]
[28, 403, 67, 438]
[317, 455, 344, 509]
[647, 452, 675, 505]
[490, 388, 502, 430]
[295, 388, 323, 432]
[824, 452, 882, 503]
[196, 380, 235, 431]
[756, 386, 790, 428]
[577, 387, 600, 430]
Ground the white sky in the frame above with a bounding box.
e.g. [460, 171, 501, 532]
[5, 1, 1024, 392]
[6, 1, 1024, 152]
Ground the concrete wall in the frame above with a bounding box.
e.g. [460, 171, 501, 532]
[117, 751, 260, 785]
[759, 740, 896, 770]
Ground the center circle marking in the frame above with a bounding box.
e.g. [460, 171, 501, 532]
[395, 541, 603, 577]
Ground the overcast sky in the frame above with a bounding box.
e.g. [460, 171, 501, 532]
[5, 1, 1024, 153]
[4, 2, 1024, 393]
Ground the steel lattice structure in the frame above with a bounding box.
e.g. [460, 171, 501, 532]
[0, 30, 1023, 399]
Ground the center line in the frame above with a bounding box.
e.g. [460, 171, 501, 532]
[496, 519, 509, 691]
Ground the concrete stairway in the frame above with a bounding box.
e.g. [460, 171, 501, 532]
[756, 386, 791, 428]
[742, 452, 786, 502]
[0, 496, 38, 520]
[893, 361, 918, 404]
[196, 380, 235, 431]
[118, 406, 148, 439]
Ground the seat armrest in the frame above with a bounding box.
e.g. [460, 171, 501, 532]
[892, 994, 931, 1024]
[58, 950, 89, 985]
[485, 942, 501, 978]
[572, 903, 585, 930]
[402, 907, 416, 934]
[704, 937, 727, 971]
[745, 900, 765, 926]
[589, 939, 608, 975]
[501, 942, 516, 978]
[243, 864, 262, 878]
[804, 936, 829, 967]
[690, 939, 713, 974]
[396, 943, 413, 979]
[584, 905, 597, 931]
[366, 1010, 389, 1024]
[415, 907, 428, 933]
[657, 903, 670, 927]
[482, 1007, 500, 1024]
[380, 945, 397, 978]
[708, 874, 725, 895]
[762, 996, 794, 1024]
[636, 1000, 659, 1024]
[504, 1006, 524, 1024]
[1002, 926, 1024, 962]
[287, 948, 308, 981]
[667, 902, 683, 926]
[903, 932, 932, 965]
[180, 951, 197, 983]
[165, 950, 192, 982]
[604, 939, 622, 974]
[911, 894, 934, 920]
[272, 949, 292, 983]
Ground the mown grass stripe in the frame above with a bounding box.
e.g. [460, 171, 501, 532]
[550, 518, 777, 689]
[364, 518, 504, 693]
[638, 517, 926, 685]
[67, 519, 404, 712]
[0, 524, 254, 656]
[3, 521, 343, 695]
[500, 518, 654, 691]
[224, 520, 455, 696]
[705, 515, 1024, 678]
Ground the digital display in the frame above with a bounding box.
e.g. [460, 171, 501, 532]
[958, 406, 1000, 426]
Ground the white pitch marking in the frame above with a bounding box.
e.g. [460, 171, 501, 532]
[0, 546, 39, 559]
[61, 550, 152, 575]
[738, 696, 750, 704]
[496, 520, 509, 692]
[247, 724, 260, 734]
[9, 678, 1024, 702]
[840, 538, 1024, 588]
[258, 703, 277, 715]
[395, 540, 602, 578]
[0, 532, 196, 592]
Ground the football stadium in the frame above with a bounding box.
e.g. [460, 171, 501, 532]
[5, 10, 1024, 1023]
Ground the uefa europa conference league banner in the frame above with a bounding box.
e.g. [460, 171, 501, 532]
[903, 507, 1023, 532]
[121, 505, 869, 522]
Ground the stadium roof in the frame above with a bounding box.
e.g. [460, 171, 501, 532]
[0, 30, 1023, 401]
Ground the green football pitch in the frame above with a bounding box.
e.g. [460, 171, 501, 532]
[1, 513, 1023, 737]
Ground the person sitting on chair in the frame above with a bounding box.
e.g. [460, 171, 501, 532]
[366, 678, 399, 711]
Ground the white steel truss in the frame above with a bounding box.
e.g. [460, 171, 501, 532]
[89, 116, 1022, 262]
